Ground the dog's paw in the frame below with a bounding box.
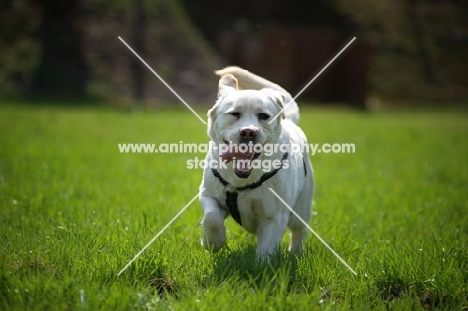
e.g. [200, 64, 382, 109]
[201, 211, 226, 252]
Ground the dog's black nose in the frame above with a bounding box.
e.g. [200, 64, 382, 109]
[239, 127, 258, 141]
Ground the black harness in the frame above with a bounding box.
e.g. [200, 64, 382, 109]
[211, 152, 297, 226]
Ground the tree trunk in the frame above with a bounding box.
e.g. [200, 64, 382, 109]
[408, 0, 435, 84]
[29, 0, 88, 99]
[131, 0, 146, 108]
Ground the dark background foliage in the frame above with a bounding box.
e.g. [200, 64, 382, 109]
[0, 0, 467, 106]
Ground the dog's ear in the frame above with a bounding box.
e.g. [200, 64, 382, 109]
[265, 89, 286, 119]
[207, 74, 238, 139]
[207, 74, 238, 126]
[275, 93, 286, 120]
[218, 74, 238, 98]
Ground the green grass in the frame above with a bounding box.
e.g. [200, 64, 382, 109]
[0, 103, 467, 310]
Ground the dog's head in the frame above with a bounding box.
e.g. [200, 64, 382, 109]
[207, 74, 285, 179]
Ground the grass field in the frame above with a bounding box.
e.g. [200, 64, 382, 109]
[0, 103, 467, 310]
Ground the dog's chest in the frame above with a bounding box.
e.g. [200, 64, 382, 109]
[235, 194, 271, 233]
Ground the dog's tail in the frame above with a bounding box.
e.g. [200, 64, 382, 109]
[215, 66, 288, 93]
[215, 66, 299, 124]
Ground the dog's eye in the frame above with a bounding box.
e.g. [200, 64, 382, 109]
[229, 112, 241, 119]
[258, 113, 270, 121]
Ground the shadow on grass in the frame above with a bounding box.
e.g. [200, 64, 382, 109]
[375, 276, 451, 310]
[114, 256, 179, 299]
[204, 245, 301, 294]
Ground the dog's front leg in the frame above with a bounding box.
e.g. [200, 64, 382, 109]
[255, 215, 288, 260]
[200, 196, 228, 252]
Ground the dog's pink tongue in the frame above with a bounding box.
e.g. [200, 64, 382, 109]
[221, 149, 252, 163]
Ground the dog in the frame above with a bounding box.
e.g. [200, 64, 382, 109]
[199, 66, 314, 259]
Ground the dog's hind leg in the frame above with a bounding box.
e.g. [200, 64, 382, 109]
[288, 186, 313, 254]
[289, 226, 308, 254]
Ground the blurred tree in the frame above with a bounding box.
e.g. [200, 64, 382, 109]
[29, 0, 88, 99]
[0, 0, 40, 96]
[131, 0, 146, 106]
[408, 0, 435, 84]
[0, 0, 219, 103]
[334, 0, 468, 101]
[81, 0, 220, 105]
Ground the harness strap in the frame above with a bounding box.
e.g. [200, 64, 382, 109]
[211, 153, 290, 226]
[225, 191, 242, 225]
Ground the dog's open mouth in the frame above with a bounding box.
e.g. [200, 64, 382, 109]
[220, 141, 260, 178]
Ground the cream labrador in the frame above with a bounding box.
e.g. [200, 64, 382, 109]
[199, 66, 314, 259]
